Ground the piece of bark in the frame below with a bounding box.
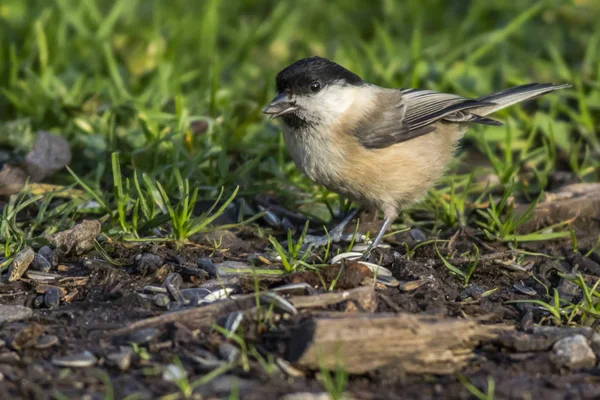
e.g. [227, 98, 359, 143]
[286, 313, 508, 374]
[108, 286, 375, 337]
[516, 183, 600, 233]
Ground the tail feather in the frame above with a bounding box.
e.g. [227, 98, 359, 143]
[473, 83, 571, 116]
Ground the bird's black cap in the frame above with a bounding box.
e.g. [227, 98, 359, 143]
[275, 56, 363, 95]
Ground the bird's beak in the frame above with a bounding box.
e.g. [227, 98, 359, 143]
[263, 92, 297, 119]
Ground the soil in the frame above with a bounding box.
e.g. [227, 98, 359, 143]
[1, 200, 600, 400]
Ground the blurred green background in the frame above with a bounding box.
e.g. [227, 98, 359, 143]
[0, 0, 599, 228]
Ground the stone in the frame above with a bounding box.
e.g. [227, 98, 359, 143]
[552, 334, 596, 369]
[0, 305, 33, 324]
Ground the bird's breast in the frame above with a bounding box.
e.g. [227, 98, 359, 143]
[282, 128, 348, 188]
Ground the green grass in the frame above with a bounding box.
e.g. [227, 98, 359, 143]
[1, 0, 599, 269]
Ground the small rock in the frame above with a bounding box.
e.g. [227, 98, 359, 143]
[7, 247, 35, 282]
[106, 348, 133, 371]
[44, 286, 61, 309]
[0, 305, 33, 324]
[0, 352, 20, 364]
[134, 253, 163, 275]
[25, 130, 72, 181]
[552, 334, 596, 369]
[592, 333, 600, 359]
[30, 253, 52, 272]
[52, 351, 97, 368]
[458, 285, 486, 300]
[33, 296, 45, 309]
[153, 294, 170, 307]
[48, 220, 101, 256]
[129, 328, 159, 345]
[35, 335, 59, 349]
[37, 246, 54, 263]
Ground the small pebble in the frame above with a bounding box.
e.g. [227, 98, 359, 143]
[459, 285, 486, 300]
[38, 246, 54, 262]
[128, 328, 159, 345]
[514, 284, 537, 296]
[153, 294, 171, 308]
[552, 335, 596, 370]
[0, 352, 20, 364]
[44, 286, 61, 309]
[198, 258, 218, 278]
[35, 335, 59, 349]
[52, 351, 97, 368]
[33, 296, 45, 309]
[0, 305, 33, 324]
[134, 253, 162, 275]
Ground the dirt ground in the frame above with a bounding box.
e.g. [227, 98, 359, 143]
[1, 196, 600, 400]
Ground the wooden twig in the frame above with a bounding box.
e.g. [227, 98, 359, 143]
[107, 286, 375, 337]
[286, 313, 509, 374]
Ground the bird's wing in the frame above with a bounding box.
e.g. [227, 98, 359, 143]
[354, 88, 500, 149]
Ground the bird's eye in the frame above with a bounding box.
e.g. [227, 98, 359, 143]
[309, 81, 321, 92]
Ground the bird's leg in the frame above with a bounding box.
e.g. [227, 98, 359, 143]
[301, 207, 362, 247]
[360, 216, 394, 260]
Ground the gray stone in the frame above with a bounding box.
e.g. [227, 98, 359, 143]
[0, 305, 33, 324]
[552, 334, 596, 369]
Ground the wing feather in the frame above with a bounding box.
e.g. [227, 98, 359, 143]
[354, 88, 497, 149]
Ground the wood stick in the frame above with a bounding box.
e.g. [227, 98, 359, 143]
[286, 313, 509, 374]
[107, 286, 375, 337]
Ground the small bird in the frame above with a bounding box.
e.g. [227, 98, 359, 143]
[263, 56, 570, 256]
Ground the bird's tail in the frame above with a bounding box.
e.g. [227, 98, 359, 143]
[473, 83, 571, 116]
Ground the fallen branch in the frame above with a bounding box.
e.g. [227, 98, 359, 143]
[107, 286, 375, 337]
[286, 313, 510, 374]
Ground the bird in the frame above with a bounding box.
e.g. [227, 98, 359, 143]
[263, 56, 570, 257]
